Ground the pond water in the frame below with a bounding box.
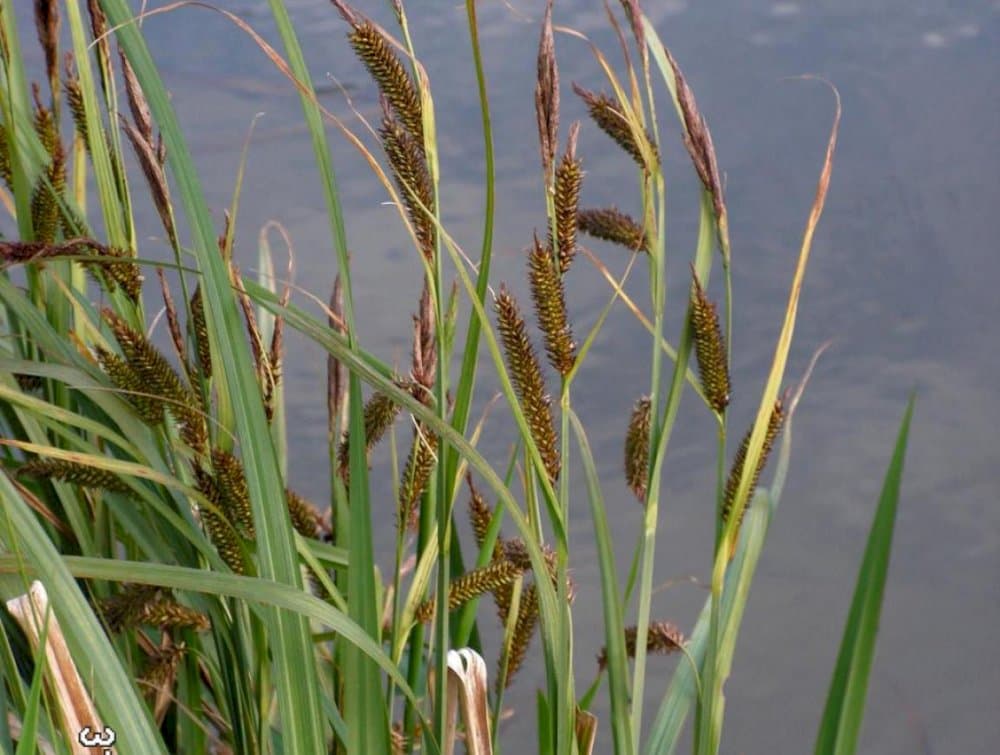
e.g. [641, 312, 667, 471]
[32, 0, 1000, 752]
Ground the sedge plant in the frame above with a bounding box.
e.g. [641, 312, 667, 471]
[0, 2, 912, 754]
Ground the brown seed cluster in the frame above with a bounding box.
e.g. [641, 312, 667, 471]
[397, 423, 437, 531]
[624, 396, 652, 503]
[528, 237, 576, 376]
[597, 621, 685, 670]
[103, 309, 206, 451]
[18, 458, 132, 495]
[495, 287, 561, 483]
[573, 84, 658, 170]
[195, 467, 248, 575]
[211, 448, 254, 539]
[0, 239, 141, 300]
[464, 477, 568, 688]
[503, 583, 540, 687]
[140, 641, 186, 691]
[414, 559, 524, 623]
[286, 488, 323, 539]
[29, 89, 65, 244]
[190, 286, 212, 378]
[64, 55, 89, 148]
[349, 21, 423, 146]
[550, 128, 582, 274]
[34, 0, 61, 91]
[665, 47, 727, 227]
[689, 270, 731, 413]
[577, 207, 648, 253]
[0, 123, 12, 188]
[380, 112, 435, 261]
[96, 346, 165, 424]
[98, 584, 209, 634]
[337, 390, 401, 483]
[721, 399, 786, 527]
[535, 0, 559, 182]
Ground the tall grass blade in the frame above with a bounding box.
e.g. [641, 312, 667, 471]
[814, 397, 914, 755]
[262, 2, 392, 749]
[568, 410, 632, 753]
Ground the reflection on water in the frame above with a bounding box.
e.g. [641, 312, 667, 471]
[31, 0, 1000, 751]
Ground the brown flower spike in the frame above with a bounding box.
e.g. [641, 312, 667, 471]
[194, 467, 247, 574]
[466, 474, 500, 558]
[211, 448, 254, 539]
[415, 559, 524, 623]
[103, 309, 205, 451]
[286, 489, 323, 539]
[503, 583, 540, 688]
[550, 124, 583, 273]
[597, 621, 685, 670]
[398, 423, 437, 531]
[528, 236, 576, 376]
[495, 286, 561, 482]
[535, 0, 559, 182]
[349, 20, 423, 145]
[624, 396, 652, 502]
[665, 46, 727, 229]
[96, 346, 165, 425]
[577, 207, 648, 253]
[337, 390, 401, 482]
[18, 458, 131, 495]
[381, 111, 435, 261]
[721, 399, 786, 527]
[689, 268, 731, 413]
[573, 84, 658, 169]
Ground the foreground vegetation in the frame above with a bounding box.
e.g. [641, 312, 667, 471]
[0, 1, 911, 753]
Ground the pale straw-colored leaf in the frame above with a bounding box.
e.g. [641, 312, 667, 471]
[444, 648, 493, 755]
[6, 581, 103, 753]
[575, 708, 598, 755]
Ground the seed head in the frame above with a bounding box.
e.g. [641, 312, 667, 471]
[349, 21, 423, 145]
[398, 423, 438, 531]
[721, 399, 785, 528]
[573, 84, 658, 169]
[598, 621, 685, 670]
[18, 458, 131, 495]
[550, 125, 582, 273]
[495, 286, 560, 482]
[624, 396, 652, 502]
[689, 269, 730, 413]
[577, 207, 648, 253]
[528, 237, 576, 376]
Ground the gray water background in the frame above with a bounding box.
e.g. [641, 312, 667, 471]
[27, 0, 1000, 752]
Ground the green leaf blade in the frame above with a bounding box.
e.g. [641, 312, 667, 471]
[815, 396, 915, 755]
